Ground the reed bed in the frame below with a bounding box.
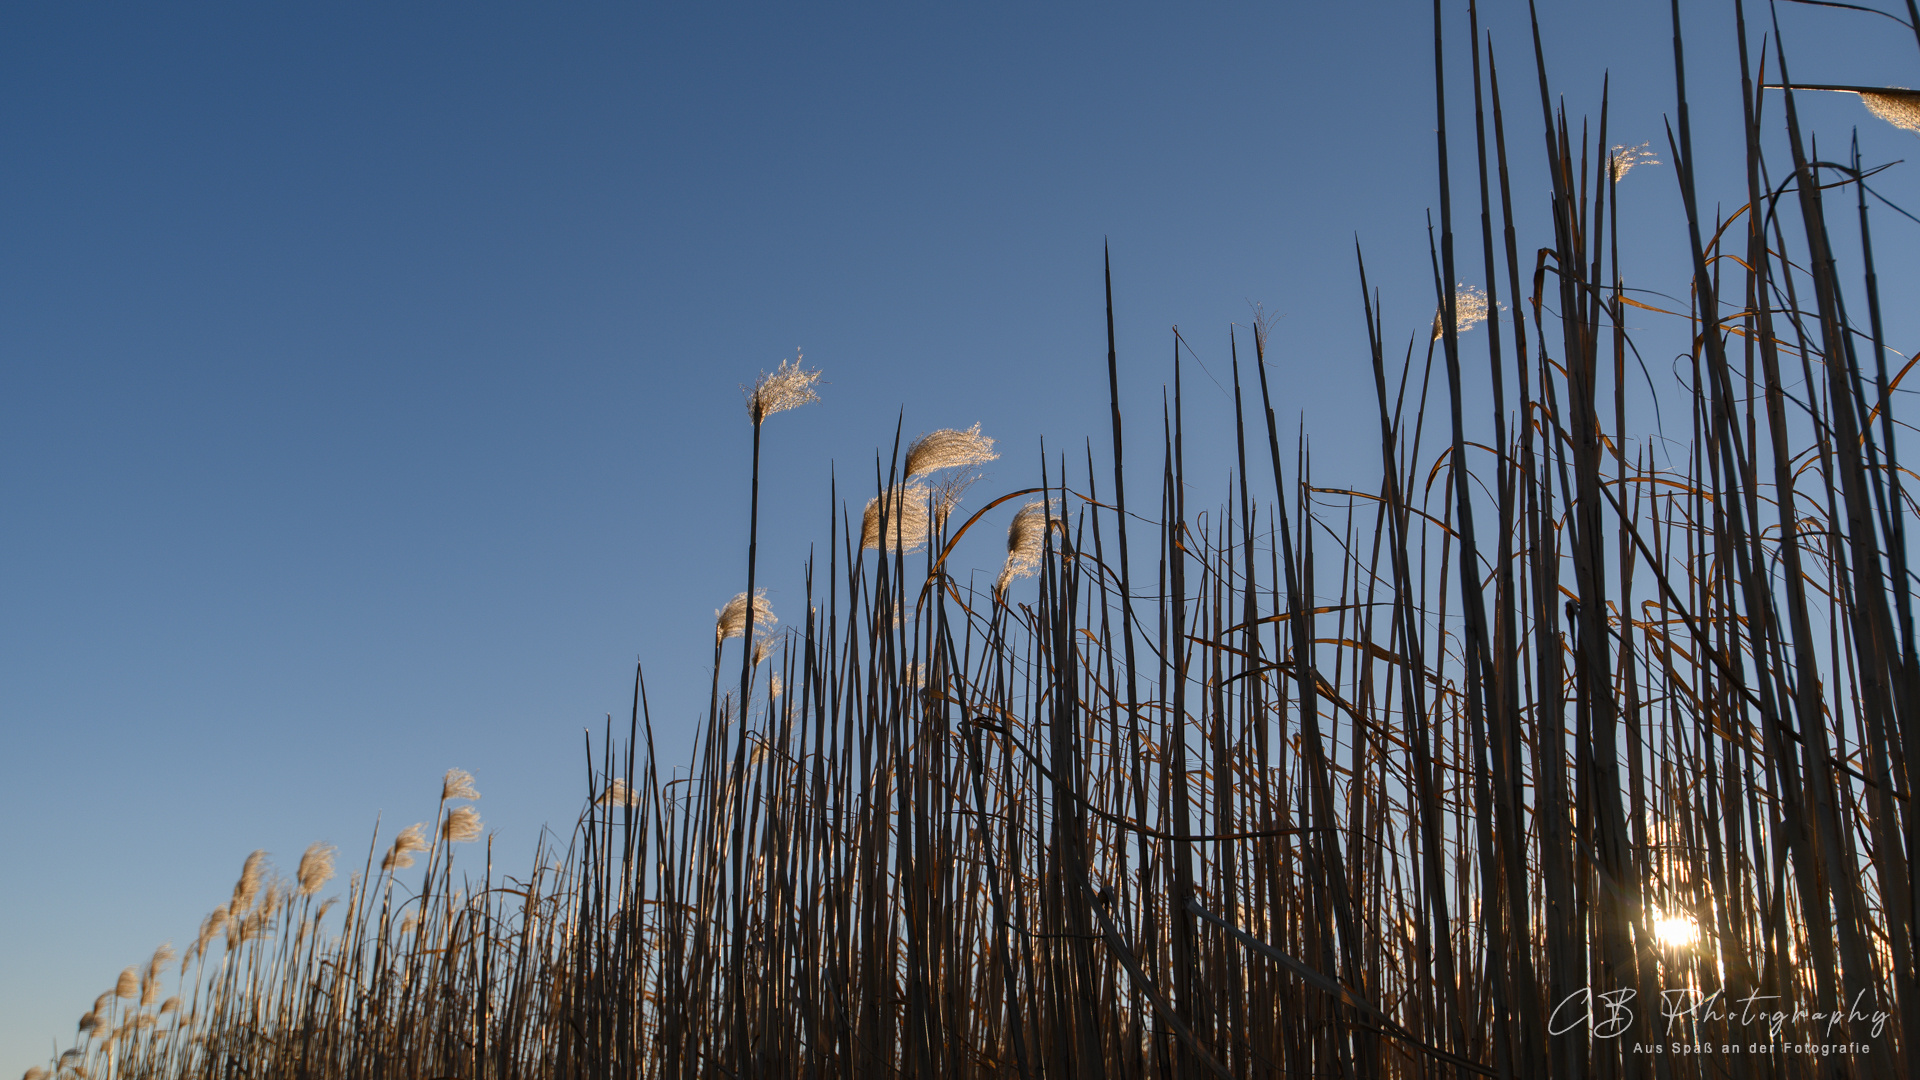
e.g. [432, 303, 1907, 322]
[29, 3, 1918, 1077]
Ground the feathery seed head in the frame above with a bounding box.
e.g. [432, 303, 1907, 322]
[146, 943, 175, 978]
[296, 842, 337, 896]
[77, 1013, 99, 1036]
[596, 778, 642, 808]
[25, 1066, 49, 1080]
[904, 424, 998, 478]
[398, 910, 422, 936]
[715, 590, 776, 645]
[745, 354, 822, 423]
[140, 973, 159, 1007]
[769, 674, 783, 699]
[752, 635, 777, 667]
[1862, 88, 1920, 133]
[158, 996, 180, 1015]
[994, 500, 1058, 597]
[442, 805, 483, 844]
[1608, 141, 1660, 181]
[383, 823, 429, 871]
[114, 968, 138, 1000]
[860, 485, 933, 551]
[1430, 284, 1501, 340]
[441, 768, 481, 802]
[231, 851, 267, 914]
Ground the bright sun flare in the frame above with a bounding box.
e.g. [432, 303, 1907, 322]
[1654, 914, 1700, 948]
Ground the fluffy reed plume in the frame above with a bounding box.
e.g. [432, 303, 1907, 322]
[596, 778, 641, 807]
[139, 974, 159, 1008]
[113, 969, 137, 1001]
[1861, 88, 1920, 132]
[860, 484, 932, 551]
[714, 590, 775, 644]
[768, 674, 782, 699]
[229, 851, 266, 915]
[382, 823, 429, 871]
[1609, 140, 1660, 180]
[441, 768, 481, 802]
[296, 842, 337, 897]
[993, 498, 1054, 596]
[158, 997, 179, 1016]
[903, 423, 997, 478]
[190, 906, 227, 961]
[1429, 283, 1497, 339]
[23, 1066, 48, 1080]
[441, 805, 483, 844]
[398, 910, 421, 936]
[75, 1014, 97, 1037]
[751, 635, 776, 667]
[744, 354, 821, 423]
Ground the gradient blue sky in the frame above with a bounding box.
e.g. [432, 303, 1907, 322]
[4, 2, 1913, 1070]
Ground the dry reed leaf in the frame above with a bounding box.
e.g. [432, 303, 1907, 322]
[745, 354, 822, 423]
[296, 842, 336, 897]
[441, 768, 481, 802]
[715, 590, 775, 644]
[904, 424, 998, 478]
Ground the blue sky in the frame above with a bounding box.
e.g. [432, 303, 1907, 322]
[4, 1, 1914, 1070]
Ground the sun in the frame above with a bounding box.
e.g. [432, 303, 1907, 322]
[1654, 913, 1700, 948]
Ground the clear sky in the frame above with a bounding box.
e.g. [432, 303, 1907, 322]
[4, 2, 1913, 1070]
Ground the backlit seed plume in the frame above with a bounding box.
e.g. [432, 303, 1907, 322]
[715, 590, 776, 644]
[158, 996, 180, 1015]
[383, 823, 429, 871]
[597, 778, 641, 807]
[1609, 141, 1660, 181]
[1430, 284, 1500, 340]
[441, 768, 481, 802]
[744, 353, 822, 423]
[140, 975, 159, 1007]
[995, 500, 1058, 597]
[297, 842, 337, 896]
[114, 968, 138, 1000]
[231, 850, 267, 915]
[1862, 89, 1920, 133]
[769, 674, 783, 699]
[443, 805, 483, 843]
[93, 992, 111, 1015]
[147, 943, 175, 978]
[194, 906, 229, 959]
[398, 910, 422, 936]
[860, 485, 933, 551]
[905, 424, 998, 478]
